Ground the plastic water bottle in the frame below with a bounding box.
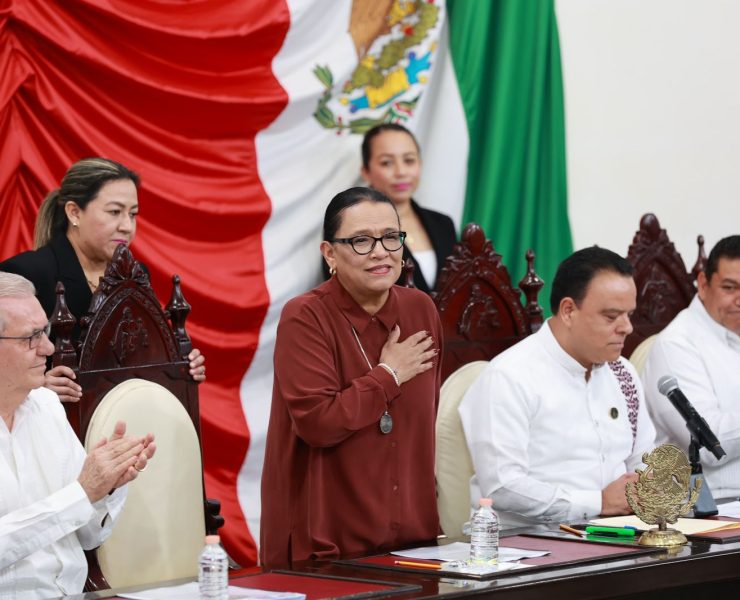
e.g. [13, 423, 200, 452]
[198, 535, 228, 599]
[469, 497, 499, 564]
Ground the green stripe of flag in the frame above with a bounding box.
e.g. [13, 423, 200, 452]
[447, 0, 572, 315]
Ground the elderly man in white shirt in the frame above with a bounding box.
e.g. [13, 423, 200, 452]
[643, 235, 740, 501]
[0, 272, 156, 598]
[460, 247, 656, 530]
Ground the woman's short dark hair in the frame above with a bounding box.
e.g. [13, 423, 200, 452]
[361, 123, 420, 169]
[550, 246, 634, 314]
[705, 235, 740, 281]
[323, 187, 399, 241]
[34, 157, 139, 249]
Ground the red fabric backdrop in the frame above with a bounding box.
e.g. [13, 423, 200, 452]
[0, 0, 290, 566]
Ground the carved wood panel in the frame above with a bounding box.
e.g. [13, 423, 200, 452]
[49, 244, 222, 589]
[625, 213, 698, 356]
[432, 223, 543, 380]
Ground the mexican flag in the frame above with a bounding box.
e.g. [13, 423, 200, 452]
[0, 0, 570, 566]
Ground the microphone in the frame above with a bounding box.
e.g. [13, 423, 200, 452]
[658, 375, 726, 461]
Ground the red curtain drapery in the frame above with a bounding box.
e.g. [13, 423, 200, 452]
[0, 0, 290, 566]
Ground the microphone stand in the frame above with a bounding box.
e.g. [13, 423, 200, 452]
[688, 437, 719, 517]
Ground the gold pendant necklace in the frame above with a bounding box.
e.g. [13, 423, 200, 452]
[83, 267, 102, 292]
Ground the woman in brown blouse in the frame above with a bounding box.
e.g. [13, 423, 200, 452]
[260, 187, 442, 569]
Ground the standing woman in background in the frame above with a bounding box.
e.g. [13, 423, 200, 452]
[0, 158, 206, 401]
[261, 187, 442, 569]
[361, 123, 457, 293]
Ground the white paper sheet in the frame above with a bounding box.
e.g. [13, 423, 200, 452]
[716, 500, 740, 519]
[440, 561, 531, 575]
[118, 582, 305, 600]
[391, 541, 549, 562]
[590, 515, 740, 535]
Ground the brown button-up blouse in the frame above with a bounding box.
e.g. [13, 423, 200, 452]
[259, 276, 442, 569]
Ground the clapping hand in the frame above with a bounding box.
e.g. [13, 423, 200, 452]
[78, 421, 157, 502]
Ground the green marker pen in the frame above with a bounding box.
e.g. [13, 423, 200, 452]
[584, 526, 636, 537]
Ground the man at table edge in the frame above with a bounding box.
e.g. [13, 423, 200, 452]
[642, 235, 740, 501]
[459, 247, 656, 529]
[0, 271, 156, 597]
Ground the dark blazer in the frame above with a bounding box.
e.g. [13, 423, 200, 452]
[0, 234, 93, 331]
[397, 200, 457, 294]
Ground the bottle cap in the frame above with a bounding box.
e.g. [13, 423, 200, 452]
[205, 535, 220, 544]
[478, 498, 492, 507]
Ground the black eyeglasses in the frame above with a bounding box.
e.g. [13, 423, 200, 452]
[0, 322, 51, 350]
[330, 231, 406, 255]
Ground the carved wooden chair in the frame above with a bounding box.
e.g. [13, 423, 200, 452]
[431, 223, 545, 381]
[50, 244, 223, 591]
[624, 213, 706, 357]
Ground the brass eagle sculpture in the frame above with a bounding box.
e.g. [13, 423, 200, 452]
[626, 444, 701, 527]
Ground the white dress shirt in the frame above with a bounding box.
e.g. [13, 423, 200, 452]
[459, 321, 656, 529]
[0, 388, 125, 599]
[643, 296, 740, 500]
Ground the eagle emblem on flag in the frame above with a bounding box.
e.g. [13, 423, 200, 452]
[313, 0, 442, 134]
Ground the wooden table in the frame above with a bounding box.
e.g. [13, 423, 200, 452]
[70, 529, 740, 600]
[298, 532, 740, 599]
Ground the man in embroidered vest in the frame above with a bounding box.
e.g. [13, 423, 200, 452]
[643, 235, 740, 502]
[459, 247, 656, 529]
[0, 272, 156, 598]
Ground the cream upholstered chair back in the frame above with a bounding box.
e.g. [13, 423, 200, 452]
[85, 379, 206, 588]
[629, 334, 657, 376]
[435, 360, 488, 537]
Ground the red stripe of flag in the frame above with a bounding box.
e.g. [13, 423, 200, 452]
[0, 0, 291, 566]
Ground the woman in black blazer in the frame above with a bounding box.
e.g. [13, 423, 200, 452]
[361, 123, 457, 293]
[0, 157, 206, 401]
